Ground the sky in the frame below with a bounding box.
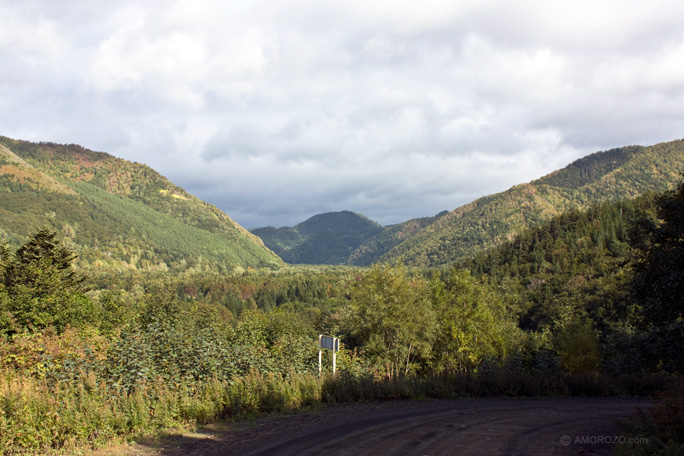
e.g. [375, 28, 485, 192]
[2, 1, 684, 228]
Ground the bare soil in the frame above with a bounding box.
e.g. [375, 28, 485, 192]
[92, 397, 653, 456]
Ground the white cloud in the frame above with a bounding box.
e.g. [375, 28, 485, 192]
[458, 35, 570, 104]
[0, 6, 66, 57]
[85, 3, 271, 109]
[2, 0, 684, 228]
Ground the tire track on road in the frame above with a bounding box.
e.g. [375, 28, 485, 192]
[244, 399, 652, 456]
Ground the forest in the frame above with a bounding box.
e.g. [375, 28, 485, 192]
[1, 177, 683, 455]
[0, 136, 282, 274]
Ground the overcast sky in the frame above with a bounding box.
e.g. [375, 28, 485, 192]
[2, 1, 684, 228]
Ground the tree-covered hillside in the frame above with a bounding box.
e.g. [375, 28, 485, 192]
[462, 196, 647, 330]
[460, 183, 684, 376]
[0, 136, 282, 272]
[347, 211, 448, 266]
[376, 139, 684, 267]
[2, 179, 682, 454]
[251, 211, 384, 265]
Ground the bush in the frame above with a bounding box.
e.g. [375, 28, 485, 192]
[616, 380, 684, 456]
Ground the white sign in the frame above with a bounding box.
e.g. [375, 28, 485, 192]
[318, 334, 340, 375]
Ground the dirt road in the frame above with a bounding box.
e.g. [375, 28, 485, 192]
[107, 398, 653, 456]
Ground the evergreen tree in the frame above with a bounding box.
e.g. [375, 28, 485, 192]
[0, 228, 92, 332]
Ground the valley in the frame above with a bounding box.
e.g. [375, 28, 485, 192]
[0, 136, 682, 455]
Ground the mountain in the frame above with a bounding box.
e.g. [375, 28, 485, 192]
[251, 211, 384, 264]
[0, 136, 282, 272]
[252, 139, 684, 267]
[371, 139, 684, 267]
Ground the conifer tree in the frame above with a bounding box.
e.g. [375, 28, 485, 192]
[0, 228, 91, 332]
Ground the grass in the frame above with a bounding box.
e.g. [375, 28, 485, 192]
[0, 369, 323, 454]
[0, 366, 673, 455]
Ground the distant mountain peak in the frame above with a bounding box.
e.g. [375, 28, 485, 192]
[251, 210, 384, 265]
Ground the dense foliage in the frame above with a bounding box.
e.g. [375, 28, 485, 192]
[631, 177, 684, 372]
[348, 264, 437, 378]
[460, 195, 656, 374]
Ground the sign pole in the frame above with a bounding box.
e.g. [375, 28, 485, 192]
[318, 334, 339, 376]
[318, 334, 322, 375]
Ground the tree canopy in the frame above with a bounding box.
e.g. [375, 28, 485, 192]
[349, 264, 436, 378]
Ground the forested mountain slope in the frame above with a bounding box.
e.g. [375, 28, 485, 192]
[375, 139, 684, 267]
[462, 195, 650, 332]
[0, 136, 282, 272]
[347, 211, 448, 266]
[251, 211, 384, 265]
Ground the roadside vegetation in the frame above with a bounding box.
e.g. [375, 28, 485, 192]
[1, 178, 683, 454]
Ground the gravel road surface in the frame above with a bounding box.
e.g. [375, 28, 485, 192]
[99, 398, 653, 456]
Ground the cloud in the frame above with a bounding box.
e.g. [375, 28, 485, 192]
[2, 0, 684, 228]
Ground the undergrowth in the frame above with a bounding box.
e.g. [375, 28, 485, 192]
[0, 367, 673, 455]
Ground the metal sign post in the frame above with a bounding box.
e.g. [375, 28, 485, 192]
[318, 334, 339, 375]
